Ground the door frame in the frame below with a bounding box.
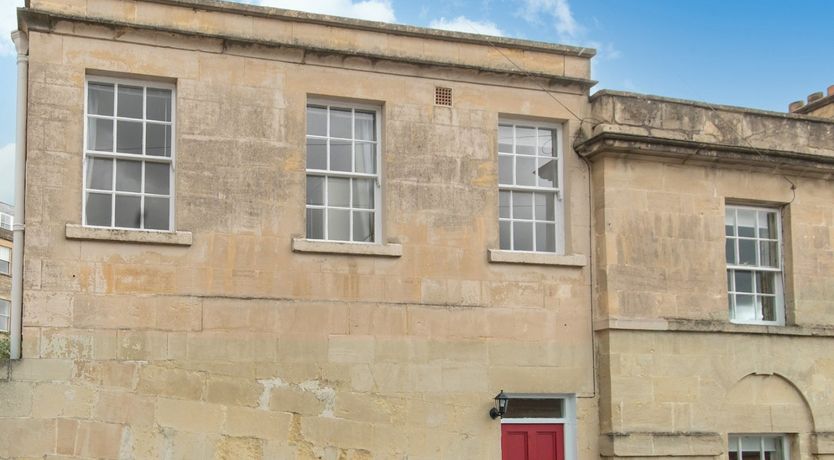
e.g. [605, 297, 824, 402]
[500, 394, 577, 460]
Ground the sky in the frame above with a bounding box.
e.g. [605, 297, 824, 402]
[1, 0, 833, 204]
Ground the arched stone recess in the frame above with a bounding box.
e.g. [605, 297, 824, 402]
[718, 373, 816, 458]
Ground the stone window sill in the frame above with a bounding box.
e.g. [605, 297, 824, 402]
[65, 224, 192, 246]
[292, 238, 402, 257]
[488, 249, 586, 267]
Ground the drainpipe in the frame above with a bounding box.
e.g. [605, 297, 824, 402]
[10, 30, 29, 360]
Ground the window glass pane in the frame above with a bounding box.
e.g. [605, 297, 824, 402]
[727, 271, 733, 291]
[0, 247, 9, 261]
[757, 271, 776, 294]
[330, 140, 351, 172]
[144, 197, 170, 230]
[330, 108, 352, 139]
[116, 121, 143, 154]
[537, 158, 557, 188]
[147, 88, 172, 122]
[88, 118, 114, 152]
[114, 195, 141, 228]
[761, 296, 776, 322]
[536, 222, 556, 252]
[516, 156, 537, 186]
[498, 125, 513, 153]
[146, 123, 172, 157]
[760, 211, 778, 239]
[513, 192, 533, 219]
[307, 176, 324, 206]
[503, 398, 563, 418]
[353, 211, 374, 242]
[737, 209, 756, 237]
[734, 294, 755, 321]
[355, 111, 375, 141]
[145, 162, 170, 195]
[535, 192, 555, 221]
[499, 191, 510, 219]
[515, 126, 536, 155]
[306, 138, 327, 170]
[738, 239, 756, 265]
[498, 155, 513, 185]
[327, 209, 350, 241]
[499, 220, 511, 249]
[513, 221, 533, 251]
[307, 105, 327, 136]
[352, 178, 374, 209]
[725, 208, 736, 236]
[734, 271, 753, 293]
[538, 128, 555, 157]
[88, 83, 114, 116]
[85, 192, 112, 226]
[327, 177, 350, 207]
[355, 142, 376, 174]
[116, 160, 142, 193]
[725, 239, 736, 264]
[0, 260, 7, 275]
[117, 85, 143, 119]
[86, 157, 113, 191]
[760, 240, 779, 268]
[306, 208, 324, 239]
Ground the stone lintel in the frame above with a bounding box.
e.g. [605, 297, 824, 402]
[65, 224, 193, 246]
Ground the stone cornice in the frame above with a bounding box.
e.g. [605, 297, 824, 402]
[18, 8, 597, 91]
[141, 0, 596, 58]
[575, 126, 834, 178]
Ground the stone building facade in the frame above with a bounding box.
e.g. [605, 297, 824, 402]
[2, 0, 834, 459]
[578, 92, 834, 459]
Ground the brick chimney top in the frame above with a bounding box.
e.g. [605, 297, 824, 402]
[789, 85, 834, 118]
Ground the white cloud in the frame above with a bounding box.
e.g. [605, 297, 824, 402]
[518, 0, 580, 41]
[253, 0, 396, 22]
[428, 16, 504, 36]
[0, 0, 25, 57]
[0, 143, 14, 204]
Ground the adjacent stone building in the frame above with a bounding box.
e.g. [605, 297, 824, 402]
[578, 91, 834, 459]
[0, 202, 11, 350]
[2, 0, 834, 459]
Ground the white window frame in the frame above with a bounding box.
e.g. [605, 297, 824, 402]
[728, 433, 790, 460]
[498, 118, 565, 254]
[0, 298, 9, 333]
[0, 246, 9, 275]
[500, 394, 577, 460]
[305, 98, 382, 244]
[725, 204, 785, 326]
[0, 212, 12, 231]
[82, 75, 177, 232]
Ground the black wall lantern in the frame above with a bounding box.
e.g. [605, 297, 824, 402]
[489, 390, 509, 419]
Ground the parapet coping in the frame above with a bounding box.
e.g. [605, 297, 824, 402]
[591, 89, 834, 125]
[19, 8, 597, 89]
[65, 224, 193, 246]
[137, 0, 596, 57]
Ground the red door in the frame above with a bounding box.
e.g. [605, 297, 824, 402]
[501, 424, 565, 460]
